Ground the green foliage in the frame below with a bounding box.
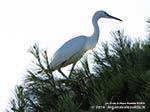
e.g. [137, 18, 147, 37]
[7, 30, 150, 112]
[57, 94, 80, 112]
[7, 86, 27, 112]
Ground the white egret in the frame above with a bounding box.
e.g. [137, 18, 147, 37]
[50, 10, 122, 77]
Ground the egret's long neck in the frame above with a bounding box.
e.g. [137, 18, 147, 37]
[85, 14, 100, 50]
[91, 16, 100, 41]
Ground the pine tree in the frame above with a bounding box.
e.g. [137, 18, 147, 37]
[7, 28, 150, 112]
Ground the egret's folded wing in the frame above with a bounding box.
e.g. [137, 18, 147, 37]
[50, 36, 87, 69]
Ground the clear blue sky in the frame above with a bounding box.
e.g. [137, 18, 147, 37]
[0, 0, 150, 111]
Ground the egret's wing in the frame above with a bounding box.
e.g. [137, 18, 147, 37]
[50, 36, 87, 69]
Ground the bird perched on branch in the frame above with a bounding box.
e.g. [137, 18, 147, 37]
[49, 10, 122, 78]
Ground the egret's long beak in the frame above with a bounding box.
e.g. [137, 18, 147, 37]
[109, 15, 123, 21]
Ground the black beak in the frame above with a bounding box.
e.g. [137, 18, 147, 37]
[109, 15, 123, 21]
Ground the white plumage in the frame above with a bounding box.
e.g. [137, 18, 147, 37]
[50, 36, 87, 70]
[50, 10, 122, 72]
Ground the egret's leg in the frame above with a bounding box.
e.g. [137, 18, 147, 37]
[69, 62, 77, 75]
[58, 69, 68, 79]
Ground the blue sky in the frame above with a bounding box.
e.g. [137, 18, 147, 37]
[0, 0, 150, 111]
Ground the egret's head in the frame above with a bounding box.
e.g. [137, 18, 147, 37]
[94, 10, 122, 21]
